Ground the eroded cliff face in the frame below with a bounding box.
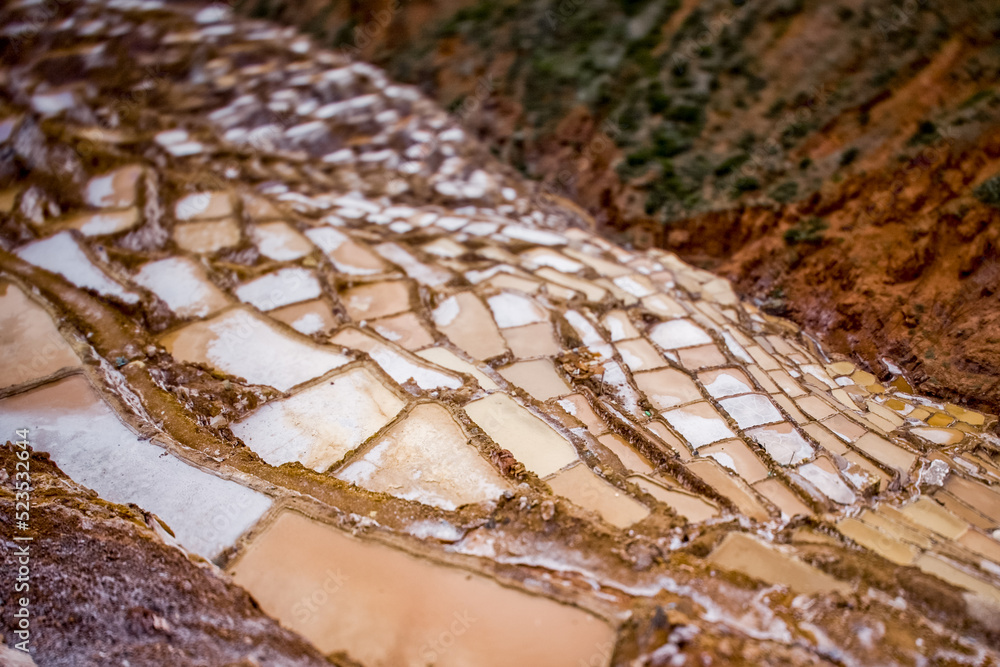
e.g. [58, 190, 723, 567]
[667, 127, 1000, 414]
[235, 0, 1000, 410]
[2, 1, 1000, 666]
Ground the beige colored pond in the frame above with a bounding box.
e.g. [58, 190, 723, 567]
[547, 463, 650, 529]
[250, 221, 313, 261]
[231, 365, 405, 471]
[502, 322, 562, 358]
[173, 218, 242, 253]
[499, 359, 572, 401]
[628, 475, 720, 523]
[0, 281, 81, 389]
[161, 306, 349, 391]
[708, 532, 851, 596]
[229, 510, 616, 667]
[335, 403, 511, 510]
[465, 393, 578, 477]
[132, 257, 230, 319]
[343, 280, 412, 321]
[433, 292, 508, 360]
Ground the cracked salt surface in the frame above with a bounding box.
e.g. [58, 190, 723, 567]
[160, 307, 349, 391]
[336, 403, 510, 510]
[16, 232, 139, 304]
[232, 366, 405, 471]
[0, 375, 271, 558]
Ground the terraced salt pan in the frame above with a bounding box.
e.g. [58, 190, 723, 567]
[485, 272, 544, 295]
[548, 463, 650, 529]
[132, 257, 229, 318]
[416, 347, 498, 390]
[432, 292, 508, 360]
[598, 433, 654, 474]
[519, 248, 584, 273]
[306, 226, 387, 275]
[676, 344, 728, 370]
[747, 422, 814, 465]
[557, 394, 608, 436]
[0, 375, 271, 558]
[563, 310, 612, 359]
[421, 237, 468, 258]
[160, 307, 349, 391]
[371, 312, 436, 350]
[599, 362, 644, 418]
[797, 461, 857, 505]
[563, 247, 632, 277]
[0, 282, 80, 389]
[642, 294, 688, 319]
[614, 338, 666, 372]
[663, 402, 736, 448]
[330, 328, 463, 391]
[855, 432, 917, 474]
[250, 221, 314, 261]
[84, 165, 142, 208]
[633, 368, 703, 410]
[465, 393, 578, 478]
[234, 267, 321, 311]
[708, 533, 850, 595]
[63, 208, 140, 236]
[336, 403, 510, 510]
[687, 458, 770, 521]
[700, 440, 769, 484]
[796, 395, 838, 421]
[612, 274, 656, 298]
[535, 268, 607, 302]
[629, 475, 719, 523]
[601, 310, 641, 342]
[174, 191, 233, 220]
[231, 366, 405, 471]
[499, 359, 572, 401]
[487, 292, 548, 328]
[502, 322, 562, 358]
[269, 299, 337, 335]
[649, 319, 712, 349]
[719, 394, 783, 429]
[15, 231, 139, 304]
[173, 218, 241, 253]
[229, 510, 616, 667]
[699, 368, 754, 399]
[342, 280, 412, 320]
[375, 242, 452, 286]
[754, 478, 811, 520]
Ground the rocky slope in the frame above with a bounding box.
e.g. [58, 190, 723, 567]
[2, 1, 1000, 666]
[237, 0, 1000, 410]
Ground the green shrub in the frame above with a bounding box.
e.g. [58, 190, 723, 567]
[667, 103, 702, 124]
[840, 146, 860, 167]
[651, 126, 692, 158]
[908, 120, 938, 146]
[784, 217, 828, 245]
[770, 181, 798, 203]
[733, 176, 761, 193]
[647, 83, 671, 114]
[715, 153, 749, 176]
[974, 174, 1000, 208]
